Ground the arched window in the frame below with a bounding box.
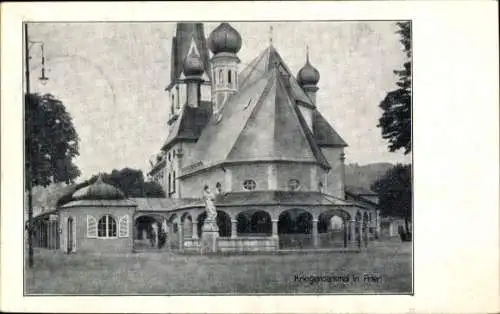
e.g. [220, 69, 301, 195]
[98, 215, 117, 238]
[168, 173, 171, 194]
[228, 70, 232, 85]
[243, 180, 256, 191]
[172, 171, 176, 193]
[171, 95, 175, 114]
[219, 69, 224, 84]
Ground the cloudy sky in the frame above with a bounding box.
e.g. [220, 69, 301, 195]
[28, 21, 411, 181]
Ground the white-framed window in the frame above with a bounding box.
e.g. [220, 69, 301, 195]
[288, 179, 301, 191]
[87, 215, 98, 238]
[242, 179, 256, 191]
[119, 215, 129, 237]
[97, 215, 117, 238]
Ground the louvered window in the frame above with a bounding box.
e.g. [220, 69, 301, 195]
[87, 215, 97, 238]
[119, 215, 129, 237]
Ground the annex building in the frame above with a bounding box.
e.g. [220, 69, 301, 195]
[32, 22, 380, 254]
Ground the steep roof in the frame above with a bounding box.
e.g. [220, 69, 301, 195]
[312, 110, 348, 147]
[181, 65, 330, 176]
[161, 101, 212, 151]
[239, 45, 315, 108]
[166, 23, 211, 91]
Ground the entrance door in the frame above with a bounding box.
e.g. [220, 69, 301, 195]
[67, 217, 74, 253]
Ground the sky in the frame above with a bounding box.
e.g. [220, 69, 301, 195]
[28, 21, 411, 182]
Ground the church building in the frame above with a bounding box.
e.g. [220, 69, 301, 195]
[32, 22, 380, 254]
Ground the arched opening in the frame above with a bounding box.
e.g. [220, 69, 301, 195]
[317, 210, 350, 248]
[236, 210, 272, 236]
[134, 215, 164, 250]
[181, 213, 193, 238]
[278, 208, 313, 249]
[67, 217, 74, 253]
[197, 210, 232, 237]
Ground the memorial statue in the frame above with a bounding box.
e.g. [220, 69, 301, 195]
[203, 185, 217, 221]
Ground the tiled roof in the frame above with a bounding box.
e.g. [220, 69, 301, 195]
[239, 46, 315, 108]
[161, 101, 212, 151]
[181, 67, 330, 175]
[166, 23, 211, 91]
[313, 110, 348, 147]
[133, 197, 200, 212]
[60, 199, 137, 208]
[214, 191, 360, 207]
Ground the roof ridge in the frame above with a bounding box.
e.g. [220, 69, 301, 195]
[226, 70, 278, 160]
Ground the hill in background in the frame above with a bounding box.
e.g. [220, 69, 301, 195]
[344, 162, 394, 191]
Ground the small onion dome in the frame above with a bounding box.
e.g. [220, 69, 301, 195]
[72, 175, 125, 200]
[208, 22, 242, 55]
[297, 52, 320, 86]
[183, 49, 204, 77]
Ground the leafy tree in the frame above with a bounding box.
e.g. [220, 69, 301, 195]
[371, 164, 412, 237]
[377, 21, 412, 155]
[25, 93, 81, 189]
[56, 167, 165, 206]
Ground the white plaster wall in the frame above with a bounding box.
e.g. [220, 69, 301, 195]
[321, 147, 345, 198]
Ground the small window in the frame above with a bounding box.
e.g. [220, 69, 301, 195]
[219, 69, 224, 84]
[98, 215, 117, 238]
[243, 180, 256, 191]
[168, 173, 171, 193]
[228, 70, 232, 84]
[172, 171, 176, 193]
[288, 179, 301, 191]
[215, 182, 222, 194]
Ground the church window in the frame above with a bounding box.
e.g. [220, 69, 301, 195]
[168, 173, 171, 194]
[243, 180, 256, 191]
[97, 215, 117, 238]
[288, 179, 301, 191]
[172, 171, 176, 193]
[219, 69, 224, 84]
[228, 70, 232, 85]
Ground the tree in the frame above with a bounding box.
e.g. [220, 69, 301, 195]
[377, 21, 412, 155]
[25, 93, 81, 189]
[56, 167, 165, 206]
[371, 164, 412, 238]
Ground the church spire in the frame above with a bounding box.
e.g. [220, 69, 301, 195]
[269, 25, 273, 46]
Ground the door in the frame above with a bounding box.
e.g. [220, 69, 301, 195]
[67, 217, 74, 253]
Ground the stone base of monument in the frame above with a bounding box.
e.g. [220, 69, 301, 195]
[200, 219, 219, 254]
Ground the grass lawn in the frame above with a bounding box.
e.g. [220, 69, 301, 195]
[25, 239, 412, 295]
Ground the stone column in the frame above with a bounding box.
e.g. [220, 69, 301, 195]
[272, 219, 279, 238]
[192, 221, 199, 239]
[178, 222, 183, 250]
[231, 219, 237, 239]
[312, 219, 319, 248]
[350, 220, 356, 246]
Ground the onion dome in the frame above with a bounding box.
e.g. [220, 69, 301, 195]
[297, 48, 320, 86]
[208, 22, 242, 55]
[72, 175, 125, 200]
[183, 49, 204, 77]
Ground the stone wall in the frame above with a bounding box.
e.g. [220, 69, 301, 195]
[181, 236, 278, 253]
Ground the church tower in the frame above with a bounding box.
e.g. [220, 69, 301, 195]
[207, 22, 242, 115]
[166, 23, 211, 126]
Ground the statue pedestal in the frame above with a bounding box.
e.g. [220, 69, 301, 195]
[200, 219, 219, 254]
